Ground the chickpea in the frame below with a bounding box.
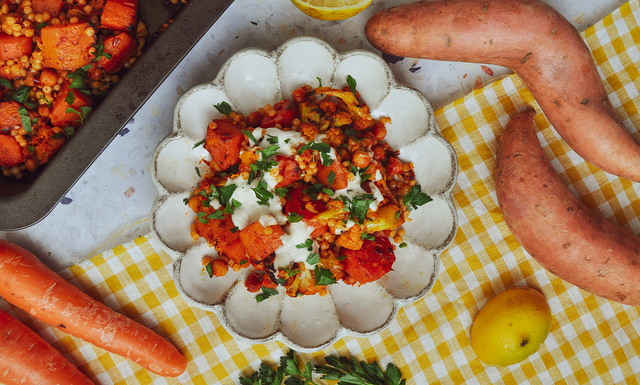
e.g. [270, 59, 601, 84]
[352, 150, 371, 168]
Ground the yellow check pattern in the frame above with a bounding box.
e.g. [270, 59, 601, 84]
[2, 1, 640, 384]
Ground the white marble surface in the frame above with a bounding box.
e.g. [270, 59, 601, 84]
[0, 0, 629, 272]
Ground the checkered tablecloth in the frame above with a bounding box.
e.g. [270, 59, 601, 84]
[2, 1, 640, 384]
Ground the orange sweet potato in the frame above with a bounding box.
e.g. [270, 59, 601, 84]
[365, 0, 640, 182]
[194, 212, 238, 247]
[275, 155, 301, 188]
[0, 134, 26, 168]
[219, 238, 247, 264]
[317, 158, 348, 190]
[32, 0, 63, 16]
[0, 34, 32, 61]
[41, 23, 96, 71]
[98, 32, 137, 73]
[238, 220, 284, 261]
[204, 119, 245, 171]
[0, 101, 23, 132]
[100, 0, 138, 32]
[50, 86, 93, 128]
[495, 108, 640, 306]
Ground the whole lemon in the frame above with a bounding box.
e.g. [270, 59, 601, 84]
[470, 286, 551, 366]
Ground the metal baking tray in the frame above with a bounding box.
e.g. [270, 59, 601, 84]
[0, 0, 234, 230]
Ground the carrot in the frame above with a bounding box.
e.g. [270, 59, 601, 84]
[32, 0, 63, 17]
[0, 101, 23, 132]
[0, 34, 32, 61]
[0, 134, 26, 168]
[494, 109, 640, 306]
[98, 32, 138, 73]
[365, 0, 640, 182]
[0, 240, 188, 377]
[204, 119, 245, 171]
[100, 0, 138, 32]
[0, 309, 95, 385]
[50, 86, 93, 128]
[41, 23, 96, 71]
[238, 220, 284, 261]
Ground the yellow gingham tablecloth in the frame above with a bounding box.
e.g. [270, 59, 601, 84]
[2, 1, 640, 384]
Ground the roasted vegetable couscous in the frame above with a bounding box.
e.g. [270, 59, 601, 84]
[187, 78, 432, 301]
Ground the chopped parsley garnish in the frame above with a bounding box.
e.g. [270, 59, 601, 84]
[0, 79, 12, 90]
[18, 106, 32, 133]
[266, 134, 278, 144]
[12, 85, 31, 104]
[205, 262, 214, 278]
[296, 239, 313, 250]
[64, 91, 75, 105]
[256, 286, 278, 303]
[231, 226, 239, 233]
[199, 184, 238, 208]
[65, 106, 93, 124]
[316, 76, 323, 87]
[224, 198, 242, 214]
[399, 242, 408, 248]
[403, 185, 432, 211]
[193, 139, 205, 148]
[303, 183, 333, 200]
[197, 210, 224, 224]
[195, 167, 201, 177]
[360, 233, 375, 241]
[306, 253, 320, 265]
[275, 187, 289, 198]
[347, 74, 357, 96]
[339, 194, 375, 224]
[93, 37, 112, 61]
[287, 212, 304, 223]
[252, 179, 274, 206]
[327, 171, 335, 188]
[242, 129, 258, 144]
[249, 145, 280, 182]
[314, 265, 336, 286]
[213, 101, 232, 115]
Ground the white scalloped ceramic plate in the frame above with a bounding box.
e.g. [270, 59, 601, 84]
[151, 36, 458, 352]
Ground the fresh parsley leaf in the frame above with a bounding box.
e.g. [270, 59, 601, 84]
[399, 242, 407, 248]
[256, 286, 278, 303]
[231, 226, 239, 233]
[314, 265, 336, 286]
[69, 75, 86, 90]
[296, 239, 313, 250]
[260, 144, 280, 160]
[63, 126, 75, 138]
[252, 179, 274, 206]
[340, 194, 375, 224]
[327, 171, 335, 188]
[93, 36, 112, 61]
[213, 101, 232, 115]
[224, 198, 242, 214]
[205, 262, 213, 278]
[306, 253, 320, 265]
[183, 198, 189, 205]
[36, 21, 47, 30]
[12, 85, 31, 103]
[192, 139, 205, 148]
[403, 185, 432, 211]
[195, 167, 201, 177]
[344, 127, 357, 137]
[0, 79, 12, 90]
[275, 187, 289, 198]
[266, 134, 278, 144]
[347, 75, 357, 96]
[316, 76, 323, 87]
[242, 129, 258, 144]
[287, 212, 304, 223]
[217, 184, 238, 206]
[18, 106, 31, 133]
[197, 210, 224, 223]
[360, 233, 375, 241]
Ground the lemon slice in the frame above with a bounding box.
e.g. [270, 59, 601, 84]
[290, 0, 372, 21]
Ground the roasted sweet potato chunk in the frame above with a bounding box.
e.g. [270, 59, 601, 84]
[0, 35, 32, 61]
[317, 158, 349, 190]
[343, 236, 395, 285]
[275, 155, 301, 188]
[32, 0, 63, 16]
[50, 86, 93, 128]
[204, 119, 244, 171]
[0, 134, 26, 168]
[98, 32, 137, 73]
[238, 220, 284, 261]
[260, 99, 299, 128]
[100, 0, 138, 32]
[0, 101, 23, 132]
[41, 23, 96, 71]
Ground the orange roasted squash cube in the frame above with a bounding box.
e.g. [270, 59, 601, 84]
[0, 101, 23, 132]
[32, 0, 63, 16]
[0, 35, 32, 61]
[100, 0, 138, 32]
[99, 32, 138, 73]
[204, 119, 244, 171]
[239, 220, 284, 261]
[50, 86, 93, 128]
[41, 23, 96, 71]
